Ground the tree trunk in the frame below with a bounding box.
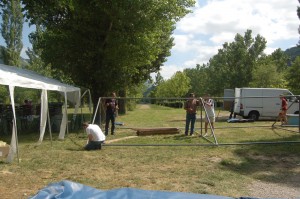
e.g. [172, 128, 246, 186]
[118, 89, 126, 115]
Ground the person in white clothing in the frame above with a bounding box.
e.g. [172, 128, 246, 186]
[203, 94, 215, 136]
[82, 122, 105, 150]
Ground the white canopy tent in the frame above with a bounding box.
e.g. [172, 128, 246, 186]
[0, 63, 81, 163]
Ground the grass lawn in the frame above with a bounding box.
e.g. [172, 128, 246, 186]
[0, 104, 300, 198]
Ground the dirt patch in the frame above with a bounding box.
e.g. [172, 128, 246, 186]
[138, 104, 151, 109]
[248, 180, 300, 198]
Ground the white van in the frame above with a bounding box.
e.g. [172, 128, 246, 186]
[234, 88, 299, 120]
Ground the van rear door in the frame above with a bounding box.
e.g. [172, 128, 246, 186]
[234, 88, 241, 114]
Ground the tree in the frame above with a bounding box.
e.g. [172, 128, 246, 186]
[148, 71, 164, 103]
[0, 0, 23, 66]
[154, 72, 164, 87]
[155, 71, 190, 98]
[269, 48, 289, 72]
[249, 61, 286, 88]
[298, 0, 300, 44]
[205, 30, 267, 96]
[286, 56, 300, 94]
[184, 64, 208, 96]
[22, 0, 195, 107]
[249, 49, 288, 88]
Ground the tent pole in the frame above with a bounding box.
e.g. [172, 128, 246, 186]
[47, 107, 53, 147]
[92, 97, 101, 124]
[79, 89, 88, 126]
[8, 86, 20, 163]
[99, 97, 102, 127]
[89, 90, 93, 123]
[64, 92, 69, 135]
[13, 120, 20, 163]
[298, 95, 300, 133]
[200, 98, 203, 135]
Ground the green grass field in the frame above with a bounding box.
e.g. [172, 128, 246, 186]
[0, 104, 300, 198]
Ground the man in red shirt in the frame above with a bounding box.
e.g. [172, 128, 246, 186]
[184, 93, 200, 136]
[279, 94, 288, 125]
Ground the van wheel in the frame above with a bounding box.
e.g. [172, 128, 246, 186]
[248, 111, 259, 121]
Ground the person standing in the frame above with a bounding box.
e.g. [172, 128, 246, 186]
[82, 122, 105, 150]
[105, 92, 118, 136]
[279, 94, 288, 125]
[229, 100, 236, 119]
[184, 93, 199, 136]
[203, 94, 215, 136]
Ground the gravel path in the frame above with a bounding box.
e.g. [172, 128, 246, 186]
[248, 181, 300, 199]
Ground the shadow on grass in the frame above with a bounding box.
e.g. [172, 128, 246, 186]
[219, 133, 300, 188]
[66, 147, 84, 151]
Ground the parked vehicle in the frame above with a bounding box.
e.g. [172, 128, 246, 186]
[234, 88, 299, 120]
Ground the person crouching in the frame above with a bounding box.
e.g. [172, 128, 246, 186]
[82, 122, 105, 150]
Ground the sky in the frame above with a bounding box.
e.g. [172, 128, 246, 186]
[161, 0, 299, 79]
[0, 0, 299, 80]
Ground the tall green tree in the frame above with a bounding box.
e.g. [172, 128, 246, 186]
[149, 71, 164, 101]
[269, 48, 289, 72]
[22, 0, 195, 106]
[0, 0, 23, 66]
[206, 30, 267, 96]
[286, 56, 300, 94]
[154, 71, 164, 86]
[249, 49, 288, 88]
[298, 0, 300, 44]
[26, 25, 51, 76]
[184, 64, 208, 96]
[156, 71, 190, 98]
[249, 61, 285, 88]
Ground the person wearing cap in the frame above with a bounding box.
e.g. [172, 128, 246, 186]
[184, 93, 200, 136]
[82, 122, 106, 150]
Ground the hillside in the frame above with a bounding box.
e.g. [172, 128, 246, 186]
[284, 45, 300, 65]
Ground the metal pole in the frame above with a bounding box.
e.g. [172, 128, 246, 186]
[92, 97, 101, 124]
[200, 97, 218, 145]
[47, 108, 52, 147]
[200, 98, 203, 135]
[298, 96, 300, 133]
[99, 97, 102, 127]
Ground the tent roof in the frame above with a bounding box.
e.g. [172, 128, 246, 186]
[0, 63, 80, 92]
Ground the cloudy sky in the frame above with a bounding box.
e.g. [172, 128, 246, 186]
[161, 0, 299, 79]
[0, 0, 299, 80]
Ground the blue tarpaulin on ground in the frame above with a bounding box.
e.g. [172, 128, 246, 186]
[28, 180, 266, 199]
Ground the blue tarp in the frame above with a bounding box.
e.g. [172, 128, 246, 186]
[28, 180, 269, 199]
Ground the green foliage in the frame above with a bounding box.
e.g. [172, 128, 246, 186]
[0, 85, 8, 103]
[249, 51, 288, 88]
[148, 72, 165, 100]
[286, 56, 300, 94]
[270, 48, 289, 72]
[249, 62, 286, 88]
[184, 64, 208, 96]
[22, 0, 195, 104]
[0, 0, 23, 66]
[205, 30, 267, 96]
[155, 71, 191, 98]
[154, 71, 164, 86]
[298, 1, 300, 44]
